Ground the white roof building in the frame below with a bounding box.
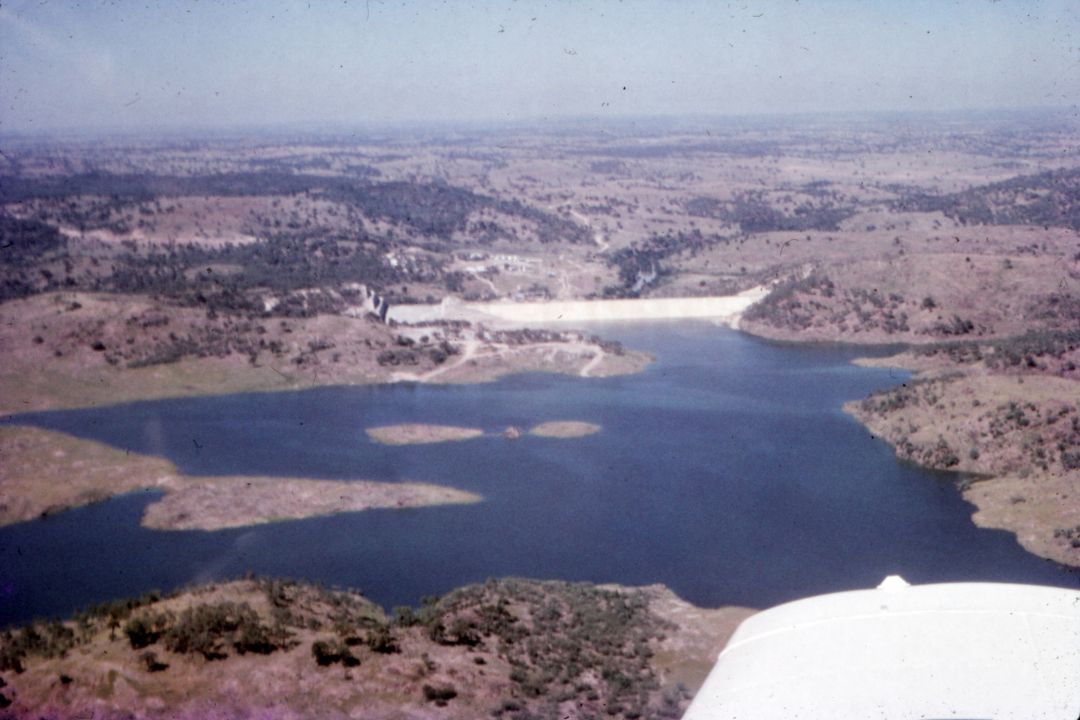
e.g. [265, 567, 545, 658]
[683, 576, 1080, 720]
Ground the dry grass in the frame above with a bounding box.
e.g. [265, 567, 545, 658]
[0, 578, 755, 719]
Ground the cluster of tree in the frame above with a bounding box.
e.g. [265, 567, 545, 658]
[891, 167, 1080, 231]
[376, 334, 459, 367]
[1, 590, 165, 673]
[0, 214, 69, 301]
[5, 230, 421, 320]
[2, 169, 598, 311]
[914, 329, 1079, 375]
[4, 168, 590, 245]
[132, 601, 289, 661]
[859, 378, 1080, 475]
[687, 191, 854, 233]
[857, 375, 949, 417]
[0, 171, 327, 205]
[1, 576, 691, 718]
[0, 619, 76, 674]
[402, 579, 684, 719]
[742, 274, 837, 330]
[602, 229, 731, 298]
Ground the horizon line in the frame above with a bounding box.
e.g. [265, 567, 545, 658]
[2, 105, 1078, 143]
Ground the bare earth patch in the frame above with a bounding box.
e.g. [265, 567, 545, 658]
[0, 425, 480, 531]
[365, 423, 486, 446]
[528, 421, 602, 438]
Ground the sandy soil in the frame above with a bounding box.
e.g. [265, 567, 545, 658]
[365, 424, 485, 446]
[528, 421, 602, 438]
[0, 425, 480, 531]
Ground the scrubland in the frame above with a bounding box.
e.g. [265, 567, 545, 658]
[1, 111, 1078, 715]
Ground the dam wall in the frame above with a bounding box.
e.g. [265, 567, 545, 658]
[388, 287, 768, 326]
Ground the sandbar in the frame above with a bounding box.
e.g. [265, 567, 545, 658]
[529, 421, 602, 438]
[366, 423, 485, 445]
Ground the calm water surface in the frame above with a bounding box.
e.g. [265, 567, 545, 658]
[1, 323, 1074, 625]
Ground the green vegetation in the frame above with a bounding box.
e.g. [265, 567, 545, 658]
[688, 190, 854, 233]
[0, 577, 692, 717]
[912, 328, 1080, 373]
[0, 214, 69, 301]
[893, 167, 1080, 231]
[404, 578, 680, 719]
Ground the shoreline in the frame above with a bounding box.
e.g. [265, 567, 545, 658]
[0, 292, 655, 417]
[0, 425, 481, 531]
[842, 367, 1079, 569]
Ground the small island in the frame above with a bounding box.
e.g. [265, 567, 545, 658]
[529, 421, 602, 438]
[365, 423, 486, 445]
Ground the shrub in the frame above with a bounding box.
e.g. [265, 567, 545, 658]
[366, 625, 400, 654]
[311, 639, 357, 667]
[422, 683, 458, 706]
[140, 650, 169, 673]
[163, 601, 281, 661]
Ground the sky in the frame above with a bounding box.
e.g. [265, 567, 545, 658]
[1, 0, 1078, 132]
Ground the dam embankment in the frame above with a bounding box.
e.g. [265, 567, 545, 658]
[387, 286, 769, 325]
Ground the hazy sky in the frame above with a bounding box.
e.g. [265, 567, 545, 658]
[2, 0, 1078, 132]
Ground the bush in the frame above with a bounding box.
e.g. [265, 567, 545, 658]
[422, 683, 458, 706]
[366, 625, 400, 654]
[311, 639, 357, 667]
[140, 650, 169, 673]
[163, 601, 281, 661]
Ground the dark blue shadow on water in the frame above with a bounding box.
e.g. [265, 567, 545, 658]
[1, 323, 1075, 625]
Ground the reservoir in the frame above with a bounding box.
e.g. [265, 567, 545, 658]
[1, 324, 1075, 625]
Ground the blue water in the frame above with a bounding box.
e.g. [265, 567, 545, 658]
[0, 324, 1074, 625]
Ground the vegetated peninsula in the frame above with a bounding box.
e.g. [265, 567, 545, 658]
[0, 425, 480, 531]
[735, 175, 1079, 567]
[0, 577, 753, 719]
